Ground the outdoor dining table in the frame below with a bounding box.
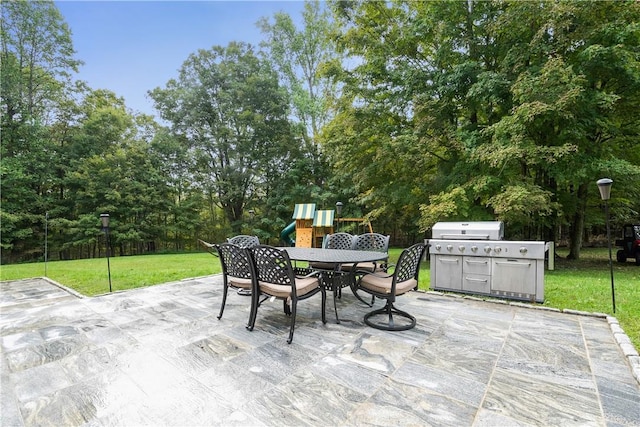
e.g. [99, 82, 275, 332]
[282, 247, 388, 323]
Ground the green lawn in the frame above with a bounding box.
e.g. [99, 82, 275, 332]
[1, 247, 638, 349]
[0, 253, 221, 296]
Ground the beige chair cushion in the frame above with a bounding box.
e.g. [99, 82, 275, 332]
[258, 276, 319, 299]
[360, 275, 417, 296]
[228, 276, 252, 289]
[341, 261, 383, 273]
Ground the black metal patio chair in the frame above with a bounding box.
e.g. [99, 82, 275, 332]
[343, 233, 390, 305]
[355, 242, 427, 331]
[247, 245, 327, 344]
[215, 243, 255, 326]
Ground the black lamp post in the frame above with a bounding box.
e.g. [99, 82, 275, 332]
[335, 201, 343, 232]
[100, 213, 112, 293]
[248, 209, 255, 235]
[597, 178, 615, 313]
[44, 212, 49, 276]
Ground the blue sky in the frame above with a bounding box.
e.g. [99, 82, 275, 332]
[55, 1, 307, 119]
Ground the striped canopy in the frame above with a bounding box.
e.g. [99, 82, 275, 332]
[292, 203, 316, 220]
[313, 210, 335, 227]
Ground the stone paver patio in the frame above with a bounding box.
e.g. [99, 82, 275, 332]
[1, 276, 639, 426]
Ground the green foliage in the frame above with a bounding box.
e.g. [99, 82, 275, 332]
[2, 0, 639, 264]
[326, 0, 640, 250]
[258, 0, 340, 142]
[149, 42, 295, 235]
[488, 184, 558, 226]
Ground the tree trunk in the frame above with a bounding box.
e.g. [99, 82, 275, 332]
[567, 183, 588, 260]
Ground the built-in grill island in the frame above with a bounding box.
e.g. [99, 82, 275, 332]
[428, 221, 546, 303]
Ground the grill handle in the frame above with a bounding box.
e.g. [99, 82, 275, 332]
[439, 233, 490, 240]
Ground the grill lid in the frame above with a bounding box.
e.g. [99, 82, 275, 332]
[432, 221, 504, 240]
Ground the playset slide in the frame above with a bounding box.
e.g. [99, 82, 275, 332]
[280, 221, 296, 246]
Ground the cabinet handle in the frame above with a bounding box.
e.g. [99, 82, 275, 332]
[465, 277, 488, 283]
[495, 261, 531, 267]
[441, 258, 459, 263]
[465, 260, 488, 265]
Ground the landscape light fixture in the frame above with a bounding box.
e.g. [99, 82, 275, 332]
[596, 178, 615, 313]
[335, 201, 343, 232]
[100, 213, 113, 293]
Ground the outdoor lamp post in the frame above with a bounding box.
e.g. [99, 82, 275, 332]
[597, 178, 615, 313]
[335, 201, 343, 232]
[248, 209, 255, 234]
[100, 213, 113, 293]
[44, 212, 49, 276]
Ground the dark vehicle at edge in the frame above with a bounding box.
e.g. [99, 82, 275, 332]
[615, 224, 640, 266]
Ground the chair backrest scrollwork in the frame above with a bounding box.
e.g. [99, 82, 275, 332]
[227, 235, 260, 248]
[352, 233, 390, 253]
[393, 243, 427, 284]
[216, 243, 252, 279]
[249, 245, 294, 287]
[324, 232, 355, 250]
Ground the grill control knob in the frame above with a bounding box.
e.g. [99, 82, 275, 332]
[458, 245, 466, 252]
[484, 246, 492, 254]
[446, 245, 453, 251]
[494, 246, 502, 254]
[519, 247, 528, 254]
[471, 246, 478, 252]
[435, 244, 441, 251]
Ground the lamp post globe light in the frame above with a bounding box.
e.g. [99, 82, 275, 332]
[100, 213, 112, 293]
[335, 201, 343, 232]
[596, 178, 615, 313]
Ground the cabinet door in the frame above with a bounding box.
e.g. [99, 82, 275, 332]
[431, 255, 463, 290]
[491, 259, 536, 297]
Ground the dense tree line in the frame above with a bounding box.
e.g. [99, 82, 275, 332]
[1, 0, 638, 264]
[323, 0, 640, 258]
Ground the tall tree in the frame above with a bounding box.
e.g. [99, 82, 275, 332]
[479, 1, 640, 257]
[326, 0, 639, 253]
[258, 0, 340, 145]
[258, 1, 345, 220]
[1, 0, 81, 261]
[1, 0, 80, 128]
[149, 42, 295, 233]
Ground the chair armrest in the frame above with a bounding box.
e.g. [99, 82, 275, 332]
[299, 270, 322, 279]
[383, 262, 395, 273]
[358, 270, 393, 280]
[198, 239, 219, 256]
[294, 267, 321, 279]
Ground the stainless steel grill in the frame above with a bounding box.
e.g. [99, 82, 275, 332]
[429, 221, 545, 302]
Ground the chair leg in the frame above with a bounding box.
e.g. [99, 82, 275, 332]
[217, 283, 228, 320]
[332, 286, 340, 324]
[321, 288, 327, 324]
[287, 299, 297, 344]
[363, 300, 416, 331]
[247, 288, 258, 330]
